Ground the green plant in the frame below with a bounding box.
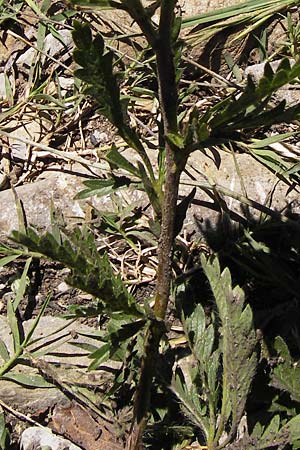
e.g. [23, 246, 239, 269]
[68, 7, 300, 446]
[172, 256, 300, 450]
[279, 11, 300, 58]
[3, 0, 300, 449]
[0, 407, 10, 450]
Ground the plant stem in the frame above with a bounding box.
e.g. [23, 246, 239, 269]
[126, 1, 188, 448]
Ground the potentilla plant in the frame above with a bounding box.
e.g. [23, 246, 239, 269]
[8, 0, 300, 448]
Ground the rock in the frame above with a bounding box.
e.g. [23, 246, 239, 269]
[0, 148, 298, 243]
[183, 149, 297, 228]
[90, 130, 109, 146]
[20, 426, 82, 450]
[41, 30, 73, 64]
[57, 281, 71, 293]
[0, 315, 121, 411]
[51, 402, 120, 450]
[244, 59, 300, 105]
[17, 30, 73, 69]
[0, 165, 147, 240]
[0, 171, 85, 239]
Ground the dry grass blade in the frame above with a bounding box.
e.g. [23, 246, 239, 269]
[183, 0, 298, 46]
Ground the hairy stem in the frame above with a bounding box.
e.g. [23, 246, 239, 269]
[126, 1, 186, 448]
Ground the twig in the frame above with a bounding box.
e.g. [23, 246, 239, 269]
[0, 398, 46, 428]
[182, 55, 243, 90]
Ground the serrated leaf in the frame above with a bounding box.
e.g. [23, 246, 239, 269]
[263, 61, 274, 79]
[261, 414, 280, 441]
[282, 414, 300, 442]
[201, 255, 257, 438]
[72, 22, 125, 131]
[72, 20, 92, 49]
[270, 337, 300, 403]
[170, 369, 209, 439]
[12, 228, 144, 319]
[207, 350, 220, 395]
[186, 303, 206, 346]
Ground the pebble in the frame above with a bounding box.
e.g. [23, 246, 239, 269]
[20, 426, 82, 450]
[90, 130, 109, 146]
[57, 281, 71, 293]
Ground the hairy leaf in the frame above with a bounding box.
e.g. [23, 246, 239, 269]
[270, 336, 300, 403]
[11, 228, 144, 318]
[201, 255, 257, 442]
[72, 21, 125, 132]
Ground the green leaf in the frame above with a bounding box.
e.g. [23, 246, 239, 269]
[170, 368, 209, 439]
[88, 343, 110, 370]
[0, 340, 10, 362]
[1, 372, 54, 388]
[201, 255, 257, 437]
[166, 132, 185, 149]
[0, 408, 9, 450]
[7, 299, 20, 353]
[284, 414, 300, 442]
[250, 131, 298, 148]
[137, 162, 161, 218]
[11, 228, 144, 319]
[186, 304, 206, 348]
[270, 336, 300, 403]
[72, 22, 125, 131]
[72, 20, 92, 49]
[261, 414, 280, 441]
[0, 254, 20, 267]
[75, 176, 132, 199]
[106, 145, 140, 177]
[13, 257, 32, 310]
[22, 292, 52, 347]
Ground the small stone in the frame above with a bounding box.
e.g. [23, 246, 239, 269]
[57, 281, 71, 293]
[20, 426, 82, 450]
[90, 130, 109, 146]
[58, 76, 74, 93]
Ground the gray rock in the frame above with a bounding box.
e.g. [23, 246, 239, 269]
[41, 29, 73, 64]
[20, 426, 82, 450]
[0, 171, 85, 239]
[181, 149, 297, 234]
[0, 315, 120, 411]
[0, 148, 297, 242]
